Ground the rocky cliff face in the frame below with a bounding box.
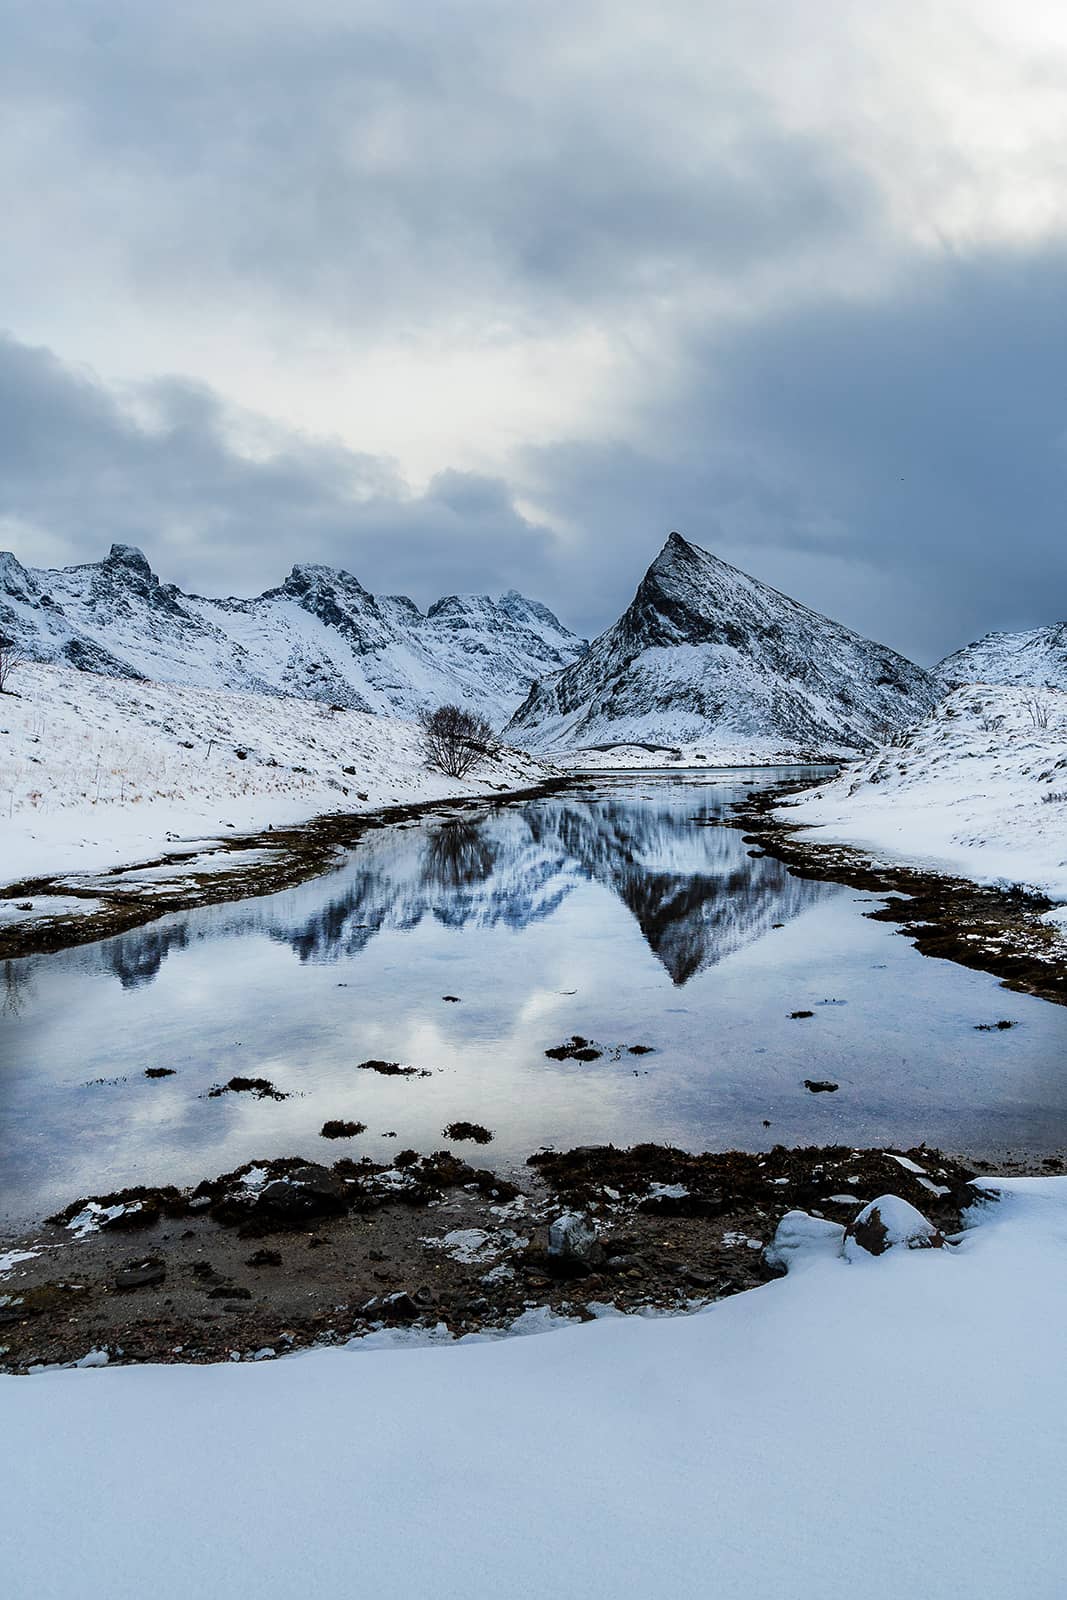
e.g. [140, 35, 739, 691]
[934, 625, 1067, 691]
[0, 545, 585, 724]
[506, 532, 936, 755]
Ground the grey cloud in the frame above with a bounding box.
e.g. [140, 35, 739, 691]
[1, 3, 881, 327]
[524, 247, 1067, 661]
[0, 334, 562, 604]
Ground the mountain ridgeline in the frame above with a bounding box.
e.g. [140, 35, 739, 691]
[506, 533, 936, 755]
[2, 532, 942, 754]
[933, 624, 1067, 692]
[0, 545, 585, 724]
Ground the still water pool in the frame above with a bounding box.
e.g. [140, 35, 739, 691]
[3, 769, 1066, 1227]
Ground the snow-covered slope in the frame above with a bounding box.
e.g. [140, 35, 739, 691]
[0, 661, 553, 886]
[779, 684, 1067, 903]
[935, 624, 1067, 691]
[5, 1176, 1067, 1600]
[506, 533, 935, 756]
[0, 545, 585, 725]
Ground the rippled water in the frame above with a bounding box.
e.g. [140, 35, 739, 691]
[3, 768, 1066, 1228]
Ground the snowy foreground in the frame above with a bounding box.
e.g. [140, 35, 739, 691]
[0, 662, 553, 886]
[780, 684, 1067, 906]
[4, 1177, 1065, 1599]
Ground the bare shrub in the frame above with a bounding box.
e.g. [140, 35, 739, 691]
[0, 637, 23, 695]
[1022, 695, 1051, 731]
[419, 704, 496, 779]
[872, 723, 910, 749]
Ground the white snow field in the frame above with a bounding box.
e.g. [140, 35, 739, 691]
[3, 1177, 1066, 1599]
[779, 683, 1067, 904]
[0, 661, 554, 887]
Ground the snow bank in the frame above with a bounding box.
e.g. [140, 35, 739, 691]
[3, 1176, 1067, 1599]
[779, 684, 1067, 904]
[0, 662, 554, 885]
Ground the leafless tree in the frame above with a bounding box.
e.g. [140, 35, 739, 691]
[419, 703, 496, 778]
[0, 637, 23, 695]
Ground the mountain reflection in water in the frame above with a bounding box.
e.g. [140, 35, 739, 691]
[269, 791, 831, 985]
[7, 769, 1067, 1226]
[23, 787, 834, 991]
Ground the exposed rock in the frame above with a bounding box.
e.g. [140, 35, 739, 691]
[548, 1212, 602, 1268]
[114, 1257, 166, 1291]
[545, 1035, 602, 1063]
[844, 1195, 945, 1260]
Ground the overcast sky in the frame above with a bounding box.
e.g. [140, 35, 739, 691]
[3, 0, 1067, 662]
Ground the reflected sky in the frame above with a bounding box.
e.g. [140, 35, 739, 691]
[3, 769, 1067, 1227]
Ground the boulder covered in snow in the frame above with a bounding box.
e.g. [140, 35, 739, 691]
[764, 1210, 845, 1272]
[844, 1195, 945, 1261]
[548, 1212, 602, 1268]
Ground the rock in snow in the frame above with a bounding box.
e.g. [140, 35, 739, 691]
[506, 533, 936, 755]
[765, 1210, 846, 1271]
[548, 1212, 601, 1264]
[844, 1196, 944, 1260]
[0, 544, 585, 726]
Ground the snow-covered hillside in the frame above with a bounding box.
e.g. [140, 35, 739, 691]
[506, 533, 935, 756]
[0, 662, 553, 885]
[5, 1176, 1067, 1599]
[935, 624, 1067, 691]
[0, 544, 585, 725]
[778, 684, 1067, 903]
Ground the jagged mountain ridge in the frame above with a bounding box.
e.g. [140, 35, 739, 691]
[0, 544, 585, 724]
[506, 532, 936, 754]
[934, 625, 1067, 691]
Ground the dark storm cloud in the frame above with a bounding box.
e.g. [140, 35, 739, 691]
[0, 335, 562, 605]
[528, 247, 1067, 662]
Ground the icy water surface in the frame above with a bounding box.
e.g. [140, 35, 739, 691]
[3, 769, 1067, 1227]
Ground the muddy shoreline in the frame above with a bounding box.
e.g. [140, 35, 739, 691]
[4, 1138, 1056, 1375]
[726, 780, 1067, 1008]
[0, 776, 585, 963]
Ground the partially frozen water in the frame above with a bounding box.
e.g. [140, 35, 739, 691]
[3, 769, 1067, 1228]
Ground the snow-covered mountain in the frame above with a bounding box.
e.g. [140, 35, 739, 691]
[0, 545, 584, 724]
[934, 625, 1067, 691]
[780, 683, 1067, 903]
[506, 533, 936, 755]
